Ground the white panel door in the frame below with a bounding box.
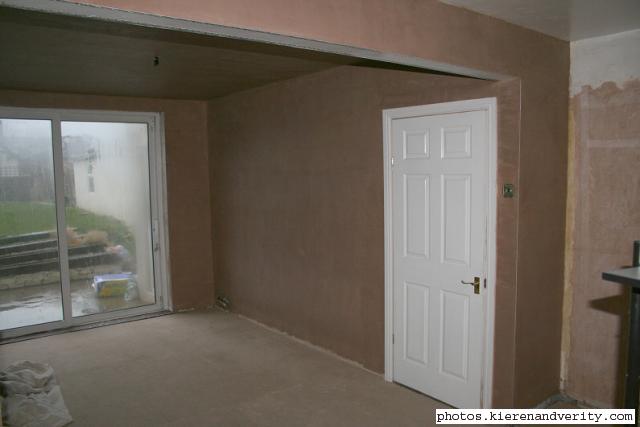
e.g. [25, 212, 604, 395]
[391, 109, 487, 408]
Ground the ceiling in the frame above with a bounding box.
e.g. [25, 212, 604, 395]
[439, 0, 640, 41]
[0, 7, 358, 100]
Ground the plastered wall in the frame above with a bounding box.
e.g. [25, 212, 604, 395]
[0, 90, 215, 311]
[64, 0, 569, 407]
[209, 65, 522, 406]
[564, 30, 640, 407]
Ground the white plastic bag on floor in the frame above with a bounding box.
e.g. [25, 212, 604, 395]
[0, 361, 72, 427]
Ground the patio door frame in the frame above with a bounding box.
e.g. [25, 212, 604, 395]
[0, 106, 171, 339]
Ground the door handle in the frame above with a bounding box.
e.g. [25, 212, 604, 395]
[461, 277, 480, 294]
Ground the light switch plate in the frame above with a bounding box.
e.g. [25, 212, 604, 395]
[503, 183, 514, 198]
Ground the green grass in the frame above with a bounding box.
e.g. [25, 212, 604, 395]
[0, 201, 134, 252]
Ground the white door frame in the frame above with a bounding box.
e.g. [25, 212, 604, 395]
[0, 106, 172, 339]
[382, 98, 497, 408]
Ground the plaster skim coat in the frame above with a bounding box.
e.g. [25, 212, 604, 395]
[209, 65, 520, 407]
[41, 0, 568, 407]
[564, 29, 640, 408]
[0, 90, 214, 311]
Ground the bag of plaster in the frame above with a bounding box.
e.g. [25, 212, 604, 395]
[0, 360, 72, 427]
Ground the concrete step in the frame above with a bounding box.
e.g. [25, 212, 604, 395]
[0, 243, 107, 266]
[0, 252, 120, 277]
[0, 231, 53, 246]
[0, 239, 58, 256]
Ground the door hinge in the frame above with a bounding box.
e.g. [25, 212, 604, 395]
[484, 278, 487, 289]
[392, 333, 395, 344]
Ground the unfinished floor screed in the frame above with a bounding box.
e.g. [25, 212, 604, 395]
[0, 310, 451, 426]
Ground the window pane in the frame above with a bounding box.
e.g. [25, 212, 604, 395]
[61, 121, 156, 317]
[0, 118, 63, 330]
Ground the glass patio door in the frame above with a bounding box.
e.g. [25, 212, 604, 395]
[0, 108, 168, 338]
[0, 118, 63, 329]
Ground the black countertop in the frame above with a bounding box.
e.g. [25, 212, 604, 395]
[603, 267, 640, 290]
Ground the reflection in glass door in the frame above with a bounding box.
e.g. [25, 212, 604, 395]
[0, 119, 64, 329]
[0, 109, 168, 337]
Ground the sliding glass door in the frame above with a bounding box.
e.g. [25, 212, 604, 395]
[0, 118, 63, 329]
[0, 108, 169, 338]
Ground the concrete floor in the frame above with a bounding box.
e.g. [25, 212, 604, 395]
[0, 310, 449, 426]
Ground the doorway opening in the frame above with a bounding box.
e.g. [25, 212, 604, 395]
[0, 107, 170, 338]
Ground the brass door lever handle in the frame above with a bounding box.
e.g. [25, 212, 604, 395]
[461, 277, 481, 294]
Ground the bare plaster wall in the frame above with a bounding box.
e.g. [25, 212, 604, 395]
[564, 30, 640, 407]
[68, 0, 569, 407]
[0, 89, 215, 311]
[209, 65, 522, 407]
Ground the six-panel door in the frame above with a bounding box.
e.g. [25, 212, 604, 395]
[391, 110, 487, 408]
